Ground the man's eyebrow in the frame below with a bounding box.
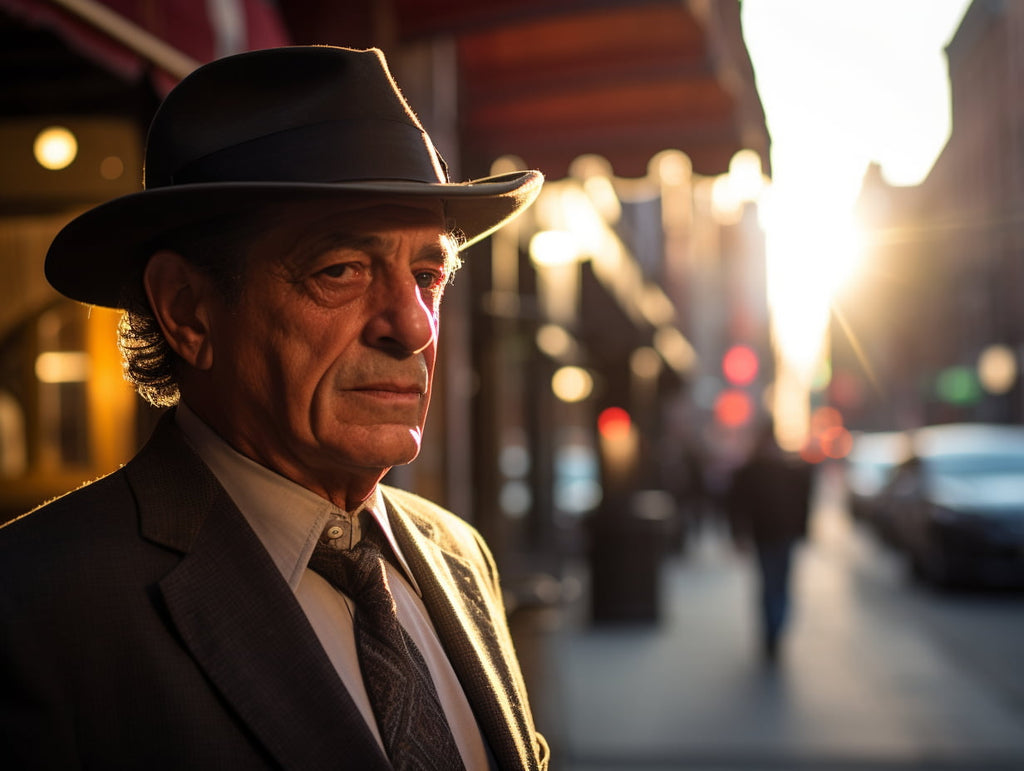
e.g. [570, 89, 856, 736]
[416, 241, 450, 264]
[321, 232, 388, 253]
[288, 232, 385, 269]
[289, 231, 453, 271]
[314, 233, 451, 257]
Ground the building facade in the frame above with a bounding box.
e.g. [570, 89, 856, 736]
[839, 0, 1024, 430]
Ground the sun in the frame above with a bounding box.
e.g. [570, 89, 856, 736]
[759, 185, 868, 449]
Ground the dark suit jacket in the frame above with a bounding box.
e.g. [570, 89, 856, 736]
[0, 413, 548, 770]
[727, 451, 812, 547]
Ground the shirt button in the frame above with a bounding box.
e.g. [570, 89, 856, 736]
[326, 524, 345, 540]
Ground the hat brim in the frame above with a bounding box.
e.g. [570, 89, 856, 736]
[45, 169, 542, 308]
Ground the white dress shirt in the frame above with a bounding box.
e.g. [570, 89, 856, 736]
[175, 403, 489, 769]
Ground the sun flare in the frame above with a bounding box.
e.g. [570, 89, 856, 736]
[763, 190, 867, 361]
[760, 186, 868, 449]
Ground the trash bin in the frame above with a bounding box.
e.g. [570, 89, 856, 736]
[505, 573, 566, 749]
[588, 490, 674, 624]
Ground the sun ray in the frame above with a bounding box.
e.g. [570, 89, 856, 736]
[828, 302, 884, 399]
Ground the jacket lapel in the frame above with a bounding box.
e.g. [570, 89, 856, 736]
[384, 491, 542, 771]
[127, 414, 389, 770]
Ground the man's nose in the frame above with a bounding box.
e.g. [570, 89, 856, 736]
[364, 275, 437, 355]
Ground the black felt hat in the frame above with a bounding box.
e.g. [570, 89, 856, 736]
[45, 45, 543, 308]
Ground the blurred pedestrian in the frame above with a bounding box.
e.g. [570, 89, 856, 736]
[0, 45, 548, 769]
[727, 420, 813, 663]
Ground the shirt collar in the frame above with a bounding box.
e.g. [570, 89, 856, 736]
[174, 402, 421, 595]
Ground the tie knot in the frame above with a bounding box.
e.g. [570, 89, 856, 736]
[310, 527, 390, 608]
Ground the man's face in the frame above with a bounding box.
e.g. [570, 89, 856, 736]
[198, 198, 456, 496]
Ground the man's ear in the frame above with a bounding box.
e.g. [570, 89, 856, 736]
[143, 250, 216, 371]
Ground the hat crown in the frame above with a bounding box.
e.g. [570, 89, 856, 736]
[44, 44, 542, 308]
[144, 46, 448, 189]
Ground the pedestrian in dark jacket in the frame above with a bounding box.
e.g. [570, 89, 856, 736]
[728, 421, 813, 663]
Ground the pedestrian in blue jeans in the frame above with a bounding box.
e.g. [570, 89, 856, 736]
[727, 421, 813, 664]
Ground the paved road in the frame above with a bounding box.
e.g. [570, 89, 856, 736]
[841, 524, 1024, 720]
[544, 467, 1024, 771]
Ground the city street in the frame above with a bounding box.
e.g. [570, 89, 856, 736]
[543, 467, 1024, 771]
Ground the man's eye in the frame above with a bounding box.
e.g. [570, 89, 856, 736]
[415, 270, 444, 290]
[319, 263, 355, 279]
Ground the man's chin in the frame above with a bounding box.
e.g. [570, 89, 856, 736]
[320, 425, 423, 470]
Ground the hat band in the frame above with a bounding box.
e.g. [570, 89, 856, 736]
[164, 119, 449, 188]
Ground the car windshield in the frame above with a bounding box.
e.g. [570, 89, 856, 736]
[926, 451, 1024, 476]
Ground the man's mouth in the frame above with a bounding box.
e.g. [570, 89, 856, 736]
[354, 381, 424, 393]
[349, 383, 425, 402]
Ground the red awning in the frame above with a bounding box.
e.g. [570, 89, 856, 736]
[0, 0, 290, 93]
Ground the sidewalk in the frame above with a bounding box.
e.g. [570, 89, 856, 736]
[541, 481, 1024, 771]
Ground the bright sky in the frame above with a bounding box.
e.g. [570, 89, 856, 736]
[742, 0, 972, 191]
[738, 0, 973, 447]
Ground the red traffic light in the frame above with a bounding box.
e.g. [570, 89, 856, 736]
[722, 344, 759, 386]
[713, 389, 753, 427]
[597, 407, 632, 441]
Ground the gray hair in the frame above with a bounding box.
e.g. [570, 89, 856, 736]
[117, 212, 256, 407]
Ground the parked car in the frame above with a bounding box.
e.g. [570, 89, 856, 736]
[884, 423, 1024, 589]
[843, 430, 911, 539]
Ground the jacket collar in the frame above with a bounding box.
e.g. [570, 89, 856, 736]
[126, 412, 390, 770]
[382, 491, 545, 770]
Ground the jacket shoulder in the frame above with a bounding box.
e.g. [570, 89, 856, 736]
[0, 468, 133, 548]
[379, 484, 471, 532]
[381, 485, 480, 546]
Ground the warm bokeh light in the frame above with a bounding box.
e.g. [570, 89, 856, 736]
[805, 405, 852, 460]
[810, 405, 843, 435]
[977, 344, 1018, 395]
[99, 155, 125, 180]
[629, 347, 662, 381]
[579, 171, 622, 224]
[529, 230, 579, 267]
[638, 285, 675, 327]
[653, 326, 697, 374]
[536, 324, 576, 360]
[35, 351, 90, 383]
[728, 149, 767, 203]
[33, 126, 78, 170]
[820, 425, 853, 459]
[552, 366, 594, 403]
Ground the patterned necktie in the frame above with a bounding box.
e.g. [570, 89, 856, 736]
[309, 523, 466, 771]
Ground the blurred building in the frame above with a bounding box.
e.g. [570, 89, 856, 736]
[0, 0, 770, 593]
[838, 0, 1024, 431]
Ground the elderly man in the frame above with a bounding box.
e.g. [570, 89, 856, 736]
[0, 46, 546, 770]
